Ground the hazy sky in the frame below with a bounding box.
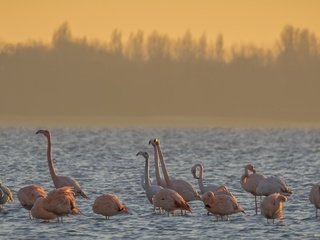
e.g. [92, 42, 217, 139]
[1, 0, 320, 47]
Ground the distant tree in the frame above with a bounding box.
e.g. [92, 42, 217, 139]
[108, 29, 123, 55]
[146, 31, 171, 61]
[174, 30, 196, 61]
[125, 30, 145, 61]
[52, 22, 72, 48]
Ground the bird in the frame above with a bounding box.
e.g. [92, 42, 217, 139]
[149, 138, 201, 202]
[149, 139, 169, 188]
[256, 175, 293, 197]
[0, 182, 13, 209]
[201, 191, 245, 220]
[152, 188, 191, 216]
[240, 164, 266, 214]
[309, 183, 320, 217]
[191, 163, 228, 194]
[31, 186, 80, 222]
[136, 152, 163, 206]
[260, 193, 287, 223]
[36, 129, 88, 198]
[17, 184, 48, 219]
[92, 193, 128, 219]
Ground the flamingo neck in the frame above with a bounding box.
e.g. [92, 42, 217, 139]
[144, 157, 151, 189]
[197, 164, 204, 179]
[240, 175, 247, 185]
[152, 145, 162, 186]
[45, 134, 58, 183]
[198, 178, 205, 193]
[156, 144, 172, 187]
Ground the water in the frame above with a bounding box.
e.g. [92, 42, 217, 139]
[1, 128, 320, 239]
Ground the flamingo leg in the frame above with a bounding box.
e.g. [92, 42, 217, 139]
[254, 196, 258, 215]
[316, 208, 318, 217]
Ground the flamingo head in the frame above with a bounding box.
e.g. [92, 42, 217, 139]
[201, 191, 214, 202]
[278, 194, 288, 203]
[136, 151, 149, 160]
[36, 129, 50, 138]
[245, 164, 256, 173]
[148, 138, 160, 146]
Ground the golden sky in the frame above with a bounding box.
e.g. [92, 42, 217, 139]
[1, 0, 320, 47]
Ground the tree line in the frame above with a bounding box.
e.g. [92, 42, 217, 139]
[1, 23, 320, 121]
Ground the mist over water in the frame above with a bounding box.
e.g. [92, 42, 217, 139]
[1, 128, 320, 239]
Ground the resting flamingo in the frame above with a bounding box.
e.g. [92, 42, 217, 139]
[0, 182, 13, 209]
[31, 186, 79, 222]
[240, 164, 266, 214]
[92, 194, 128, 219]
[201, 191, 245, 220]
[152, 188, 191, 216]
[260, 193, 287, 223]
[256, 175, 292, 197]
[309, 183, 320, 217]
[36, 130, 88, 198]
[136, 152, 163, 206]
[149, 138, 200, 202]
[17, 185, 48, 219]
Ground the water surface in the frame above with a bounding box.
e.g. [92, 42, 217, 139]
[1, 128, 320, 239]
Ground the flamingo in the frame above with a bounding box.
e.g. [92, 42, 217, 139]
[191, 163, 234, 196]
[201, 191, 245, 220]
[256, 175, 293, 197]
[191, 163, 221, 193]
[309, 183, 320, 217]
[152, 188, 191, 216]
[36, 129, 88, 198]
[260, 193, 287, 223]
[149, 138, 201, 202]
[31, 186, 79, 222]
[92, 194, 128, 219]
[149, 139, 168, 188]
[240, 164, 266, 214]
[17, 185, 47, 219]
[0, 182, 13, 209]
[136, 152, 163, 206]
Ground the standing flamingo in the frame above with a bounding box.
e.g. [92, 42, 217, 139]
[149, 139, 168, 188]
[201, 191, 245, 220]
[136, 151, 163, 206]
[152, 188, 191, 216]
[36, 130, 88, 198]
[92, 194, 128, 219]
[0, 182, 13, 209]
[309, 183, 320, 217]
[149, 138, 200, 202]
[256, 175, 292, 197]
[191, 163, 221, 193]
[31, 186, 79, 222]
[17, 185, 47, 219]
[240, 164, 266, 214]
[260, 193, 287, 223]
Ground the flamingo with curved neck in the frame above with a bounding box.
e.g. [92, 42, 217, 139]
[191, 163, 221, 194]
[149, 138, 200, 202]
[136, 151, 163, 206]
[36, 129, 88, 198]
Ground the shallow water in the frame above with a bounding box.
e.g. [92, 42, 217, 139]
[1, 128, 320, 239]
